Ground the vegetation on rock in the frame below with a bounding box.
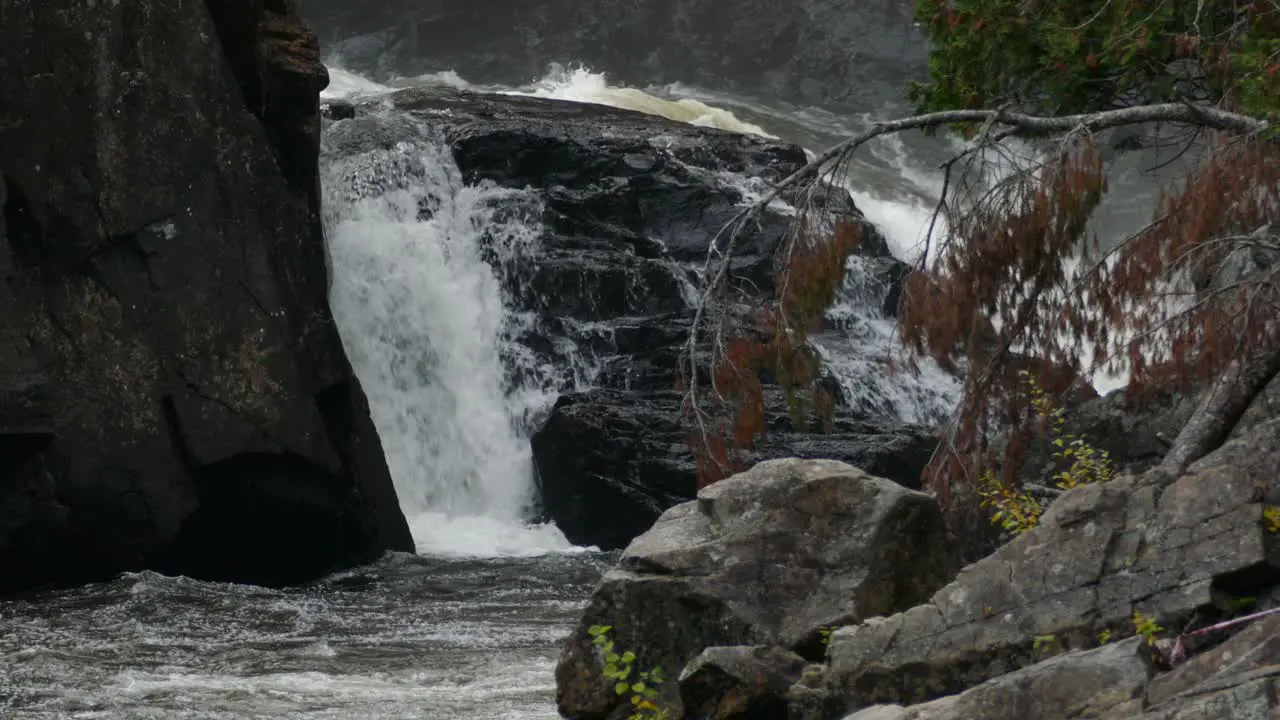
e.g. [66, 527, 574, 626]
[587, 625, 670, 720]
[680, 0, 1279, 505]
[976, 370, 1114, 534]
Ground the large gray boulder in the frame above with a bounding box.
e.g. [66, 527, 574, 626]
[838, 613, 1280, 720]
[0, 0, 412, 593]
[678, 645, 809, 720]
[841, 638, 1154, 720]
[555, 458, 960, 719]
[825, 417, 1280, 715]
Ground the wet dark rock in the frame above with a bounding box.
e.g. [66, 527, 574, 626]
[530, 390, 696, 551]
[298, 0, 927, 112]
[0, 0, 411, 594]
[327, 86, 933, 552]
[556, 459, 960, 720]
[324, 101, 358, 120]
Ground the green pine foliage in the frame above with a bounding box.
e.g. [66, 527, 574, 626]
[909, 0, 1280, 120]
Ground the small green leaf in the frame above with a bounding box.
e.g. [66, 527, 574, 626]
[615, 682, 629, 695]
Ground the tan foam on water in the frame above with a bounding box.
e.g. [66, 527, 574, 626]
[382, 65, 778, 138]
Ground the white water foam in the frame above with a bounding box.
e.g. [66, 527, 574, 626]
[509, 64, 778, 138]
[817, 255, 962, 424]
[328, 63, 945, 265]
[321, 134, 581, 558]
[377, 63, 778, 138]
[321, 67, 393, 102]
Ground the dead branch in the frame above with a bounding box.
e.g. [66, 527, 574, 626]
[746, 103, 1266, 222]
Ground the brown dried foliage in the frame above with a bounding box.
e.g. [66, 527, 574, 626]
[682, 216, 864, 487]
[901, 133, 1280, 503]
[900, 137, 1108, 502]
[1082, 138, 1280, 398]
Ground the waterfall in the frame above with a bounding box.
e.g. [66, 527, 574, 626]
[321, 134, 579, 557]
[315, 67, 968, 559]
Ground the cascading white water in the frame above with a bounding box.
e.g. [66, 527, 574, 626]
[321, 128, 579, 557]
[817, 255, 960, 424]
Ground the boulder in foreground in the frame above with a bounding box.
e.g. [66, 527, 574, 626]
[555, 458, 960, 719]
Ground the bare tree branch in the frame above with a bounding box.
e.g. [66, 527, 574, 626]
[749, 103, 1267, 219]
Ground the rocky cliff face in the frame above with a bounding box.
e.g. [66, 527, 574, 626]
[0, 0, 412, 594]
[298, 0, 927, 112]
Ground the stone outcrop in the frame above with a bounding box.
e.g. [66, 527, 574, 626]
[555, 458, 960, 719]
[554, 419, 1280, 720]
[823, 417, 1280, 715]
[299, 0, 927, 112]
[0, 0, 411, 593]
[837, 613, 1280, 720]
[1142, 612, 1280, 718]
[841, 638, 1155, 720]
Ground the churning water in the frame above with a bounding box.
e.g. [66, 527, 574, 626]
[0, 554, 612, 719]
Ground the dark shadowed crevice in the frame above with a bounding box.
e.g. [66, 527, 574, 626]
[152, 394, 357, 586]
[202, 0, 327, 199]
[0, 433, 55, 466]
[151, 449, 350, 587]
[202, 0, 267, 132]
[314, 381, 414, 553]
[3, 175, 42, 269]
